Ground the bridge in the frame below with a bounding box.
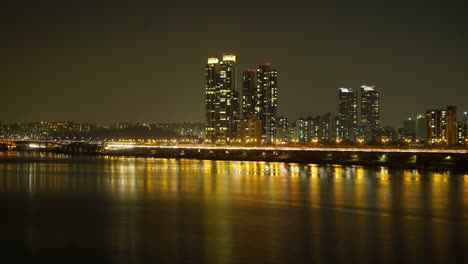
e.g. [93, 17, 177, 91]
[102, 142, 468, 171]
[0, 140, 79, 150]
[1, 140, 467, 171]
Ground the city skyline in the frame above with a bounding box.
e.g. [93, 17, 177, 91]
[2, 4, 468, 127]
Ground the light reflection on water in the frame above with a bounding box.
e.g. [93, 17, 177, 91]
[0, 152, 467, 263]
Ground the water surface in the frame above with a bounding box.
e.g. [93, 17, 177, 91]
[0, 152, 467, 263]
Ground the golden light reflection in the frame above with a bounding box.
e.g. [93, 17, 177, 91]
[354, 166, 366, 208]
[402, 169, 421, 182]
[378, 167, 390, 181]
[332, 165, 345, 205]
[356, 166, 365, 180]
[333, 165, 344, 179]
[433, 172, 449, 182]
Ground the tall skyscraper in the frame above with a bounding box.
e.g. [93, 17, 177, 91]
[256, 63, 278, 143]
[239, 69, 259, 144]
[204, 54, 240, 144]
[242, 69, 256, 118]
[360, 85, 380, 130]
[205, 57, 219, 143]
[337, 88, 357, 141]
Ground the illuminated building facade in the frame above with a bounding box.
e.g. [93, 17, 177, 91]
[205, 57, 219, 143]
[465, 111, 468, 143]
[456, 111, 467, 145]
[360, 85, 380, 141]
[401, 114, 426, 143]
[204, 55, 240, 144]
[425, 106, 457, 145]
[446, 106, 457, 145]
[415, 114, 426, 142]
[276, 116, 289, 143]
[403, 118, 416, 137]
[337, 88, 357, 142]
[238, 118, 261, 144]
[239, 69, 260, 143]
[320, 113, 334, 142]
[256, 63, 278, 144]
[457, 122, 465, 145]
[360, 85, 380, 129]
[242, 69, 256, 118]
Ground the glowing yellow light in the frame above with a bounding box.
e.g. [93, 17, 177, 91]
[222, 54, 236, 62]
[207, 58, 219, 64]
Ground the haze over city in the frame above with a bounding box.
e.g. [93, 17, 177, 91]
[2, 3, 468, 127]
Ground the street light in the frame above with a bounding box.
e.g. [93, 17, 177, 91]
[357, 138, 364, 145]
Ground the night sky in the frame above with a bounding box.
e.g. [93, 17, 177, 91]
[2, 2, 468, 127]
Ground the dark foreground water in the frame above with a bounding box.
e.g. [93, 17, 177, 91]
[0, 152, 467, 263]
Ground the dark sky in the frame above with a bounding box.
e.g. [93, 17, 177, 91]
[2, 2, 467, 127]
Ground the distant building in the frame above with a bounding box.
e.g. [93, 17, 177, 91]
[337, 88, 357, 142]
[292, 118, 308, 144]
[464, 111, 468, 143]
[457, 122, 465, 145]
[320, 113, 334, 143]
[401, 114, 426, 143]
[204, 55, 240, 144]
[276, 116, 290, 143]
[397, 128, 414, 143]
[403, 118, 416, 136]
[256, 63, 278, 144]
[446, 106, 457, 145]
[242, 69, 256, 118]
[425, 106, 457, 146]
[290, 114, 334, 145]
[239, 64, 278, 144]
[360, 85, 380, 142]
[238, 118, 261, 144]
[415, 114, 426, 142]
[309, 116, 321, 143]
[205, 57, 220, 143]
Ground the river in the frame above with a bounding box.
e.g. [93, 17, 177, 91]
[0, 151, 467, 263]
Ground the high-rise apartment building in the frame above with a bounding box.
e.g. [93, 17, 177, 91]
[205, 57, 219, 143]
[446, 106, 457, 145]
[403, 118, 416, 136]
[425, 106, 457, 145]
[204, 54, 240, 144]
[242, 69, 256, 118]
[415, 114, 426, 142]
[320, 113, 334, 142]
[337, 88, 357, 142]
[256, 63, 278, 143]
[457, 122, 465, 145]
[360, 85, 380, 130]
[240, 64, 278, 144]
[277, 116, 289, 143]
[401, 113, 426, 142]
